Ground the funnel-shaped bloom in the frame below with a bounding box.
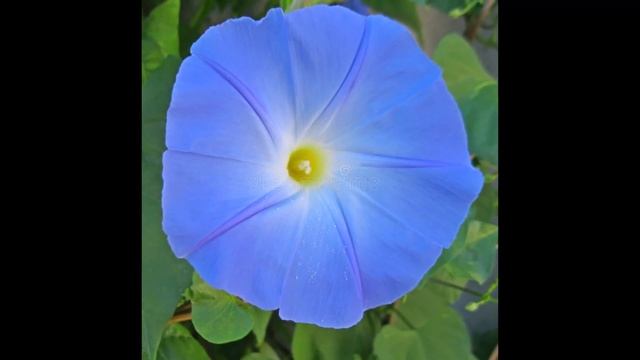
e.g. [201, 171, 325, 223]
[162, 5, 483, 328]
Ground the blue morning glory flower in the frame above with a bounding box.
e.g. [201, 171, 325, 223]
[162, 5, 483, 328]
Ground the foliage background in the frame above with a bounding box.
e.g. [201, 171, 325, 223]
[142, 1, 498, 359]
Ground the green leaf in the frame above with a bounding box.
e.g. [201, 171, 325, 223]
[363, 0, 424, 43]
[142, 56, 193, 360]
[468, 182, 498, 223]
[247, 307, 272, 346]
[242, 355, 273, 360]
[472, 329, 498, 360]
[413, 0, 482, 18]
[461, 84, 498, 164]
[450, 220, 497, 284]
[433, 33, 495, 101]
[282, 0, 340, 12]
[142, 0, 181, 83]
[391, 288, 476, 360]
[142, 35, 164, 83]
[143, 0, 181, 57]
[434, 34, 498, 169]
[292, 319, 377, 360]
[373, 326, 426, 360]
[280, 0, 294, 10]
[242, 342, 281, 360]
[190, 274, 255, 344]
[423, 266, 470, 304]
[157, 324, 211, 360]
[428, 219, 497, 286]
[421, 219, 497, 305]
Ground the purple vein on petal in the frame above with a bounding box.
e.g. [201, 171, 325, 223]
[321, 191, 364, 305]
[332, 149, 464, 168]
[176, 184, 301, 259]
[282, 18, 300, 139]
[194, 54, 278, 148]
[300, 17, 371, 139]
[347, 184, 444, 249]
[325, 75, 441, 146]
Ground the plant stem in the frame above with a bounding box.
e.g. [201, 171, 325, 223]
[464, 0, 496, 41]
[489, 344, 499, 360]
[175, 302, 192, 313]
[168, 312, 192, 324]
[389, 307, 416, 330]
[429, 278, 485, 297]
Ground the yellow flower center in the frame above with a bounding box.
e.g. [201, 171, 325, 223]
[287, 145, 327, 186]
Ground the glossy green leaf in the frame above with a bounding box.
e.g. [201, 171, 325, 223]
[190, 274, 255, 344]
[363, 0, 423, 43]
[413, 0, 482, 18]
[373, 326, 426, 360]
[142, 56, 193, 360]
[391, 288, 476, 360]
[157, 324, 211, 360]
[292, 319, 377, 360]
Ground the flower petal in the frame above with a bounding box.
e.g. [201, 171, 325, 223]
[331, 152, 483, 250]
[190, 8, 296, 150]
[328, 155, 482, 308]
[285, 5, 366, 138]
[330, 180, 443, 309]
[278, 190, 364, 328]
[166, 56, 277, 163]
[328, 79, 472, 165]
[162, 150, 287, 258]
[307, 15, 442, 146]
[186, 190, 307, 311]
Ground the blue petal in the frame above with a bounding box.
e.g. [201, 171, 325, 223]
[332, 152, 483, 250]
[330, 183, 444, 309]
[187, 189, 364, 328]
[166, 56, 277, 163]
[328, 79, 472, 165]
[278, 190, 363, 328]
[284, 5, 366, 138]
[190, 8, 296, 150]
[329, 155, 483, 308]
[305, 15, 442, 144]
[163, 5, 484, 330]
[187, 187, 304, 311]
[162, 150, 286, 258]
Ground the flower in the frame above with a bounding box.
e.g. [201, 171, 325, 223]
[162, 5, 483, 328]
